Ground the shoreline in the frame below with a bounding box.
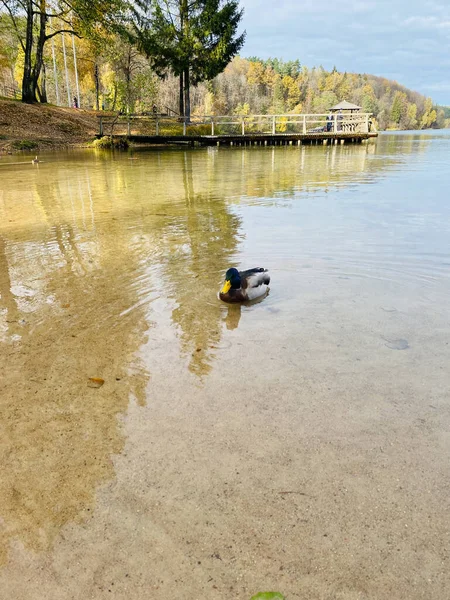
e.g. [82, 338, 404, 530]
[1, 98, 448, 156]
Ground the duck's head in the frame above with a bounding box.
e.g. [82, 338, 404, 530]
[221, 268, 241, 294]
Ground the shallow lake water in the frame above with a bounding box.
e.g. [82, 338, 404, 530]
[0, 132, 449, 599]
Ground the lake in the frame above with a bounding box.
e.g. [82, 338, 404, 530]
[1, 132, 449, 600]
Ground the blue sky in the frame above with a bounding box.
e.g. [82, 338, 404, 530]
[240, 0, 450, 105]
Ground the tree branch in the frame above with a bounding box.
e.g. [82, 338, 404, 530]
[0, 0, 26, 53]
[45, 28, 81, 41]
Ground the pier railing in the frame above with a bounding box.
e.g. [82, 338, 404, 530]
[98, 112, 374, 137]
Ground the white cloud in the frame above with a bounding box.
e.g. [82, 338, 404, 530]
[239, 0, 450, 103]
[403, 15, 450, 29]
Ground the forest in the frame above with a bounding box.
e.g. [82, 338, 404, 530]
[0, 2, 448, 130]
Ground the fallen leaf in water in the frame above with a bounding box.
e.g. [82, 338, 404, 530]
[250, 593, 285, 600]
[62, 303, 70, 308]
[88, 377, 105, 388]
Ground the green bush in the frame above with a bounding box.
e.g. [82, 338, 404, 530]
[12, 139, 38, 150]
[92, 136, 129, 150]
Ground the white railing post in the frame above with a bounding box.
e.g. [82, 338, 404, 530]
[334, 115, 337, 133]
[183, 119, 186, 136]
[365, 114, 369, 133]
[242, 117, 245, 136]
[211, 117, 214, 136]
[303, 115, 306, 134]
[272, 116, 276, 134]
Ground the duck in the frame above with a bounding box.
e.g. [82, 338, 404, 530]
[31, 156, 39, 164]
[219, 267, 270, 303]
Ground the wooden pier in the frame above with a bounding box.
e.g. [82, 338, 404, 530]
[97, 112, 378, 146]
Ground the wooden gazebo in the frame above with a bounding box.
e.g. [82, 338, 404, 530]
[327, 101, 367, 133]
[330, 100, 362, 114]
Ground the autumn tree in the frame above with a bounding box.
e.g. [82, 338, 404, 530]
[0, 11, 21, 87]
[101, 34, 158, 112]
[360, 83, 378, 114]
[390, 90, 407, 125]
[420, 97, 437, 128]
[0, 0, 126, 103]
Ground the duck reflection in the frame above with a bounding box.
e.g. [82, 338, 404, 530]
[224, 304, 242, 330]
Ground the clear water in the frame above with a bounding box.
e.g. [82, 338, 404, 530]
[1, 132, 449, 599]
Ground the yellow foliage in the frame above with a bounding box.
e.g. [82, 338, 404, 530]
[234, 102, 250, 116]
[224, 55, 249, 78]
[264, 66, 278, 88]
[281, 75, 300, 110]
[14, 47, 24, 88]
[203, 91, 214, 114]
[421, 98, 437, 128]
[277, 116, 288, 132]
[247, 61, 265, 86]
[362, 83, 376, 98]
[407, 103, 417, 127]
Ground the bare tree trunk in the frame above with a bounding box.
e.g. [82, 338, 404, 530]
[94, 63, 100, 110]
[126, 48, 131, 113]
[184, 67, 190, 122]
[179, 0, 187, 118]
[22, 0, 48, 103]
[37, 62, 48, 103]
[112, 83, 118, 111]
[21, 0, 35, 103]
[179, 71, 184, 117]
[31, 0, 48, 98]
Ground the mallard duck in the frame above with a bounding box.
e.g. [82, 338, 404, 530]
[219, 267, 270, 303]
[31, 156, 39, 164]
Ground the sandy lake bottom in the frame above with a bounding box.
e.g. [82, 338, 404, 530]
[1, 132, 450, 599]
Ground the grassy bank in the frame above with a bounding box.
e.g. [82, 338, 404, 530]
[0, 99, 105, 153]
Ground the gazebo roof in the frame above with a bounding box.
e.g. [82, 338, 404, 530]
[330, 100, 361, 111]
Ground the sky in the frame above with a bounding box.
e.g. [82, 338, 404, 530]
[239, 0, 450, 105]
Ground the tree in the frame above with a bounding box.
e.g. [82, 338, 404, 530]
[360, 83, 378, 115]
[133, 0, 245, 120]
[390, 90, 406, 125]
[0, 12, 21, 87]
[420, 97, 437, 129]
[101, 34, 158, 112]
[404, 102, 417, 129]
[0, 0, 126, 103]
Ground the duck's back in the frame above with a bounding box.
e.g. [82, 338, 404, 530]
[241, 268, 270, 300]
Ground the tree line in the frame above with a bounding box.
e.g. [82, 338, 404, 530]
[209, 58, 448, 130]
[0, 2, 448, 129]
[0, 0, 245, 120]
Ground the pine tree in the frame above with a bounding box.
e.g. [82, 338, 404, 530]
[133, 0, 245, 120]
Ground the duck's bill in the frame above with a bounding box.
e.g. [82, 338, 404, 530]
[221, 280, 231, 294]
